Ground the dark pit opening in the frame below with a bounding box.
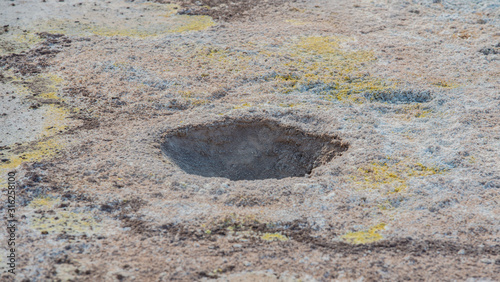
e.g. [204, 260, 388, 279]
[161, 119, 348, 181]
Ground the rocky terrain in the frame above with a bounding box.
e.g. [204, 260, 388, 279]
[0, 0, 499, 281]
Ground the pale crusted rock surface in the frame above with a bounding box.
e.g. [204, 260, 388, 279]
[0, 0, 499, 281]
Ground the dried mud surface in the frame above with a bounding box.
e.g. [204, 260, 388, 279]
[0, 0, 499, 281]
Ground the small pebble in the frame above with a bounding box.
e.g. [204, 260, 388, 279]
[480, 258, 493, 264]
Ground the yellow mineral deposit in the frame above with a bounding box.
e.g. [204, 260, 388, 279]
[27, 196, 102, 235]
[352, 158, 445, 193]
[30, 210, 102, 235]
[0, 73, 70, 182]
[0, 31, 43, 56]
[284, 36, 396, 102]
[342, 223, 387, 244]
[261, 232, 289, 242]
[35, 3, 215, 38]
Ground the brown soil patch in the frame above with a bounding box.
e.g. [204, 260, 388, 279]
[157, 0, 290, 21]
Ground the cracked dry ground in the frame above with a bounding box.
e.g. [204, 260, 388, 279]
[0, 0, 499, 281]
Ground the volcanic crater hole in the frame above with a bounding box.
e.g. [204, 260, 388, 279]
[161, 119, 349, 181]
